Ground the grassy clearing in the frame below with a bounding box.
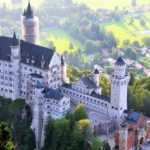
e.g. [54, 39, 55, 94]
[100, 12, 150, 45]
[74, 0, 150, 10]
[40, 28, 84, 54]
[138, 57, 150, 68]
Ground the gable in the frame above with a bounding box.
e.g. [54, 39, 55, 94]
[49, 52, 61, 67]
[74, 76, 97, 89]
[74, 79, 86, 87]
[20, 40, 54, 69]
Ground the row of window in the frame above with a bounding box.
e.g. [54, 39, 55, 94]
[47, 106, 66, 112]
[63, 89, 108, 107]
[0, 82, 13, 87]
[47, 105, 59, 111]
[111, 106, 122, 111]
[0, 88, 13, 93]
[0, 76, 13, 81]
[0, 63, 12, 67]
[73, 86, 89, 94]
[47, 99, 59, 104]
[76, 99, 107, 114]
[47, 111, 65, 117]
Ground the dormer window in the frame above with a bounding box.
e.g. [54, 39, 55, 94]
[31, 56, 35, 65]
[41, 55, 45, 68]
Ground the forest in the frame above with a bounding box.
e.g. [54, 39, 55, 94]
[43, 104, 111, 150]
[0, 99, 36, 150]
[0, 0, 150, 70]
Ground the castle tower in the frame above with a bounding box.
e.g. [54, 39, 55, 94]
[10, 32, 20, 100]
[93, 68, 99, 87]
[110, 57, 130, 128]
[21, 2, 39, 44]
[119, 122, 128, 150]
[27, 74, 44, 149]
[61, 55, 67, 83]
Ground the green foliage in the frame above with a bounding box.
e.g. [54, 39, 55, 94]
[138, 57, 150, 68]
[128, 77, 150, 116]
[129, 72, 135, 86]
[91, 137, 102, 150]
[71, 119, 92, 150]
[0, 98, 36, 150]
[0, 122, 15, 150]
[43, 104, 102, 150]
[74, 104, 88, 122]
[99, 74, 111, 96]
[67, 66, 91, 83]
[102, 141, 111, 150]
[143, 37, 150, 48]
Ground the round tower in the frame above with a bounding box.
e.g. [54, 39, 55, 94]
[21, 2, 39, 45]
[119, 123, 128, 150]
[114, 56, 127, 79]
[93, 68, 99, 87]
[109, 56, 130, 128]
[61, 55, 67, 83]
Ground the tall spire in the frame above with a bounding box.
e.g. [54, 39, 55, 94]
[94, 68, 99, 74]
[25, 1, 33, 19]
[12, 31, 19, 46]
[115, 56, 126, 66]
[61, 55, 65, 65]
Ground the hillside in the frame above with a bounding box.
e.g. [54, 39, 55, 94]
[74, 0, 150, 10]
[101, 12, 150, 45]
[41, 28, 84, 53]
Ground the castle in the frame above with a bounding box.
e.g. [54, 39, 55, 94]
[0, 2, 150, 150]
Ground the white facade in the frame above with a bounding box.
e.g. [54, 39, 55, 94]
[62, 57, 130, 130]
[109, 58, 130, 128]
[0, 3, 131, 149]
[26, 74, 70, 148]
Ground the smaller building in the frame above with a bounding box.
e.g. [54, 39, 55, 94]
[26, 73, 70, 149]
[114, 111, 150, 150]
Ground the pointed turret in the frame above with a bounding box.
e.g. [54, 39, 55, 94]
[94, 68, 99, 74]
[23, 9, 26, 16]
[25, 2, 33, 19]
[61, 55, 65, 65]
[12, 31, 19, 46]
[60, 55, 67, 83]
[93, 68, 99, 87]
[115, 56, 126, 66]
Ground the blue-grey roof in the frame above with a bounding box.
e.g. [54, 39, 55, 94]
[62, 83, 72, 88]
[42, 88, 63, 100]
[29, 73, 43, 79]
[80, 76, 97, 88]
[94, 68, 99, 74]
[0, 36, 55, 69]
[24, 2, 33, 19]
[90, 91, 110, 102]
[35, 82, 45, 89]
[61, 55, 65, 65]
[115, 56, 126, 66]
[12, 32, 19, 46]
[0, 36, 11, 61]
[127, 111, 140, 123]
